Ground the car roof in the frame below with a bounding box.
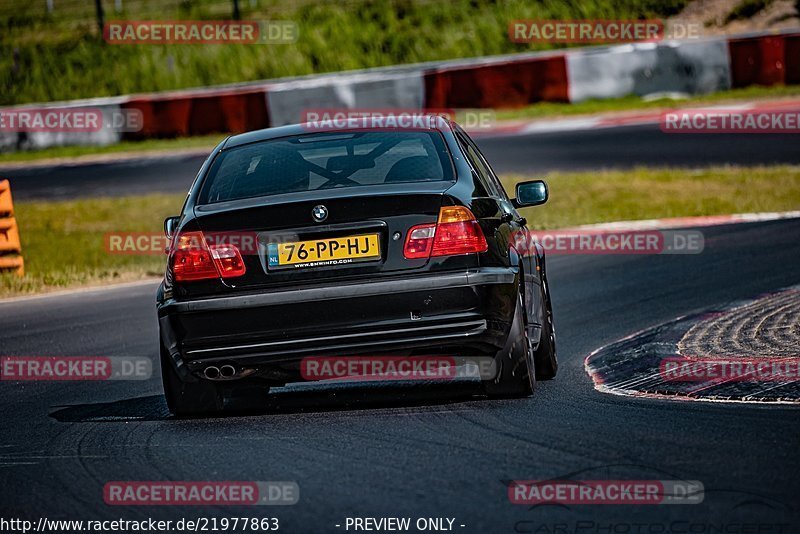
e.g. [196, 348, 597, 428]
[223, 114, 457, 149]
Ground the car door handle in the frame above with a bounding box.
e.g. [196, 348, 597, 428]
[500, 213, 514, 223]
[515, 216, 527, 225]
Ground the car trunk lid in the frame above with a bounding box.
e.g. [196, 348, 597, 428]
[191, 182, 450, 291]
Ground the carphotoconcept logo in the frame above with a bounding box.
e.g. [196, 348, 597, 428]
[508, 465, 792, 533]
[509, 479, 704, 505]
[104, 21, 298, 44]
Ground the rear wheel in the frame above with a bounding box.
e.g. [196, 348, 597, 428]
[533, 277, 558, 380]
[482, 292, 535, 397]
[160, 345, 224, 416]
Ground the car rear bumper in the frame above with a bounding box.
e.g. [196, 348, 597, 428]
[158, 267, 519, 380]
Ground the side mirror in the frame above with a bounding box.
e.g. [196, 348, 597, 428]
[164, 216, 180, 240]
[513, 180, 548, 208]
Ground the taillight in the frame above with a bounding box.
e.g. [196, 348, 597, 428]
[171, 231, 246, 281]
[210, 244, 246, 278]
[431, 206, 488, 257]
[403, 206, 488, 260]
[403, 224, 436, 259]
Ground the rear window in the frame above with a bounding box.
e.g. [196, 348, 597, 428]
[198, 131, 454, 204]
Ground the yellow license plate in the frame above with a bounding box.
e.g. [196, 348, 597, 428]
[267, 233, 381, 269]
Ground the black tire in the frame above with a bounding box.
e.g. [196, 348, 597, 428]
[533, 276, 558, 380]
[482, 292, 535, 397]
[160, 345, 224, 416]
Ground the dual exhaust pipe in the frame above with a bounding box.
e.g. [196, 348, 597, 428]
[204, 364, 237, 380]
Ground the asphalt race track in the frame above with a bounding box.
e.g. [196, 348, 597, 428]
[3, 124, 800, 200]
[1, 219, 798, 531]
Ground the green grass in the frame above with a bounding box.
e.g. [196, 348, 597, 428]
[0, 134, 225, 164]
[0, 193, 182, 296]
[2, 165, 799, 297]
[725, 0, 775, 23]
[501, 165, 800, 229]
[493, 85, 800, 121]
[0, 0, 690, 106]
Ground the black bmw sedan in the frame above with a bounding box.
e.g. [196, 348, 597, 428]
[157, 115, 557, 415]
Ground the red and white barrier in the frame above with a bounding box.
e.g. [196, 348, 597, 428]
[121, 86, 270, 139]
[0, 97, 127, 151]
[0, 30, 797, 149]
[424, 52, 568, 108]
[265, 71, 425, 127]
[728, 32, 800, 87]
[566, 38, 731, 103]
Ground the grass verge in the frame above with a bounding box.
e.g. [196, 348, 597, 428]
[492, 85, 800, 121]
[1, 0, 689, 106]
[501, 165, 800, 228]
[2, 165, 799, 298]
[0, 135, 225, 165]
[0, 193, 182, 297]
[725, 0, 775, 23]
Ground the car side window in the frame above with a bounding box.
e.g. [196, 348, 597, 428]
[459, 129, 510, 200]
[455, 130, 500, 198]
